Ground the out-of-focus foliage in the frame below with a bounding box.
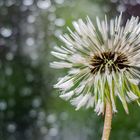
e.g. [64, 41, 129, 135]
[1, 0, 140, 140]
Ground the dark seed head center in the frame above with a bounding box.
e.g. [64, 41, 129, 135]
[90, 51, 129, 74]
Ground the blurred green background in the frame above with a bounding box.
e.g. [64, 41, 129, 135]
[1, 0, 140, 140]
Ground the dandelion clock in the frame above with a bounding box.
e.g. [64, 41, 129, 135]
[50, 13, 140, 140]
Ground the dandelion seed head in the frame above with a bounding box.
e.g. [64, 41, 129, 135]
[50, 13, 140, 114]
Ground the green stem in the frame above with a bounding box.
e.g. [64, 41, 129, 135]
[102, 101, 112, 140]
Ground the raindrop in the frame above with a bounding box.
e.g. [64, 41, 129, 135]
[23, 0, 34, 6]
[7, 124, 16, 133]
[30, 52, 38, 60]
[0, 27, 12, 37]
[49, 128, 58, 137]
[27, 15, 36, 23]
[48, 14, 56, 21]
[54, 29, 62, 37]
[5, 0, 16, 7]
[40, 126, 48, 134]
[6, 52, 14, 61]
[136, 0, 140, 4]
[117, 4, 126, 12]
[20, 87, 32, 96]
[48, 5, 56, 12]
[47, 114, 56, 124]
[0, 101, 7, 111]
[55, 0, 64, 4]
[26, 37, 35, 46]
[37, 0, 51, 10]
[38, 111, 46, 120]
[29, 109, 37, 118]
[55, 18, 65, 27]
[32, 98, 41, 108]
